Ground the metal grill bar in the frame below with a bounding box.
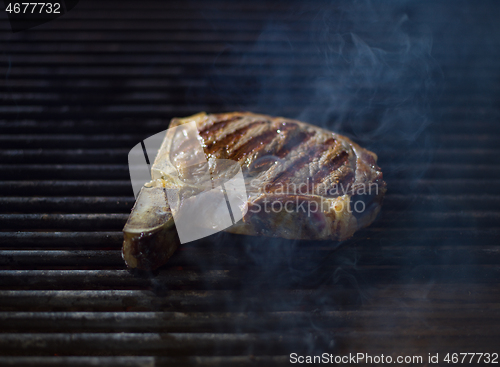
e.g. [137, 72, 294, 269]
[0, 266, 499, 290]
[1, 211, 499, 230]
[1, 283, 499, 311]
[1, 310, 498, 332]
[1, 194, 499, 212]
[2, 163, 500, 180]
[1, 244, 499, 268]
[1, 228, 499, 250]
[3, 148, 500, 165]
[2, 179, 500, 197]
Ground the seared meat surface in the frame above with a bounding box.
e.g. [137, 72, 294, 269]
[123, 112, 386, 269]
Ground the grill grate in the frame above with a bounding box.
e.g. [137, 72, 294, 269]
[1, 0, 500, 365]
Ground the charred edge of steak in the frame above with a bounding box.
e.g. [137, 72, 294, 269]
[350, 178, 387, 221]
[122, 183, 181, 270]
[123, 228, 180, 269]
[123, 219, 181, 270]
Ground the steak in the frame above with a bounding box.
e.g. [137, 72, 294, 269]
[123, 112, 386, 269]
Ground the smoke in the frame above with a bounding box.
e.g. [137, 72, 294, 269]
[198, 1, 441, 242]
[177, 0, 441, 310]
[201, 0, 443, 195]
[303, 1, 439, 139]
[157, 0, 498, 356]
[205, 0, 442, 142]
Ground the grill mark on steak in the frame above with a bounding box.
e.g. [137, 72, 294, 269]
[204, 120, 267, 156]
[244, 123, 306, 174]
[275, 130, 316, 158]
[228, 129, 278, 161]
[275, 121, 300, 135]
[312, 150, 349, 184]
[199, 115, 243, 140]
[266, 138, 335, 193]
[338, 170, 356, 194]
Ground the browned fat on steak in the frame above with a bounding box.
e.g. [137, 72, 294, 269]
[123, 112, 386, 269]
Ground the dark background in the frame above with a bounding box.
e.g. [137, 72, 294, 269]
[0, 0, 499, 365]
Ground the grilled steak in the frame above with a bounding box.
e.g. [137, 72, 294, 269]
[123, 112, 386, 269]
